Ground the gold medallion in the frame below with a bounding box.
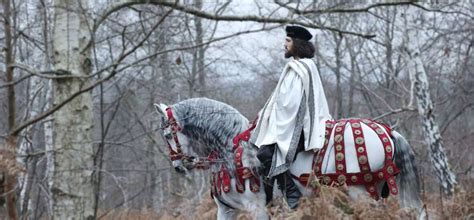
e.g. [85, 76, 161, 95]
[389, 178, 395, 185]
[378, 172, 384, 178]
[351, 176, 358, 182]
[337, 164, 344, 171]
[336, 152, 345, 161]
[362, 166, 369, 172]
[364, 173, 373, 182]
[387, 166, 394, 174]
[376, 128, 384, 134]
[355, 137, 365, 145]
[337, 174, 346, 184]
[323, 176, 331, 184]
[335, 134, 343, 143]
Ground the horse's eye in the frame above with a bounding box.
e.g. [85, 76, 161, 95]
[164, 133, 172, 140]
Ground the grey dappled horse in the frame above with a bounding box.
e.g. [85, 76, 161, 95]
[154, 98, 424, 220]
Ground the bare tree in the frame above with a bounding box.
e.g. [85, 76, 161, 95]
[51, 0, 95, 218]
[2, 0, 19, 218]
[403, 10, 457, 195]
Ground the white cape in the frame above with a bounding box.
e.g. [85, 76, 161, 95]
[250, 58, 332, 176]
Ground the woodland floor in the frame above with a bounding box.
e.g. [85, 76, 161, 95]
[101, 184, 473, 220]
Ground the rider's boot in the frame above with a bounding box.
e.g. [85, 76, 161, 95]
[275, 170, 302, 209]
[256, 144, 275, 204]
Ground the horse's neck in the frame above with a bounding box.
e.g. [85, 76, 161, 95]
[187, 121, 260, 172]
[175, 101, 260, 171]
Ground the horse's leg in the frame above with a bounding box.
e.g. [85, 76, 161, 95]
[243, 191, 269, 220]
[347, 186, 370, 200]
[215, 198, 236, 220]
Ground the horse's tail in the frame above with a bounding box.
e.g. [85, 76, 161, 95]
[392, 131, 425, 217]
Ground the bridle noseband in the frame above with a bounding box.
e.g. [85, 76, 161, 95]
[163, 107, 184, 161]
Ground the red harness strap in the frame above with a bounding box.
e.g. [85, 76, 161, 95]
[235, 146, 260, 193]
[364, 119, 399, 196]
[194, 151, 218, 169]
[311, 120, 336, 185]
[211, 118, 260, 198]
[334, 120, 348, 185]
[351, 120, 378, 199]
[232, 119, 257, 151]
[165, 108, 184, 161]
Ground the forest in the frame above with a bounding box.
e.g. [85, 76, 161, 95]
[0, 1, 472, 219]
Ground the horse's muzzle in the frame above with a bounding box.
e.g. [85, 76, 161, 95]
[172, 160, 187, 174]
[174, 166, 187, 174]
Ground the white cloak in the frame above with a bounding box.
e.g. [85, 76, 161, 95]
[250, 58, 332, 177]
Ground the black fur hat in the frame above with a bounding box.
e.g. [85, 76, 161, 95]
[286, 25, 312, 41]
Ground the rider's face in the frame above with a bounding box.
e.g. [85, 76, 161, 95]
[284, 37, 293, 58]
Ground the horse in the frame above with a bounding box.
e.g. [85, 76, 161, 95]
[154, 98, 424, 219]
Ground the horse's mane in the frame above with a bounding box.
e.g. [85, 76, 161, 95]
[171, 98, 253, 170]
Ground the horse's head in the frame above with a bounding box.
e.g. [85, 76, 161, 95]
[154, 103, 196, 174]
[154, 98, 254, 176]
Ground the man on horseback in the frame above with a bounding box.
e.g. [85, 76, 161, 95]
[250, 26, 332, 209]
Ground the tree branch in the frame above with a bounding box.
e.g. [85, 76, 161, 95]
[274, 1, 416, 14]
[373, 107, 416, 120]
[274, 1, 473, 19]
[11, 9, 173, 136]
[89, 0, 375, 45]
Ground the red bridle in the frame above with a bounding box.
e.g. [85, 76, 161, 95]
[163, 107, 184, 161]
[162, 107, 216, 169]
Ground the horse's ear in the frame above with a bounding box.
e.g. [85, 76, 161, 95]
[154, 103, 168, 118]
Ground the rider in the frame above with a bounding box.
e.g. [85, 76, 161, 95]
[250, 25, 332, 209]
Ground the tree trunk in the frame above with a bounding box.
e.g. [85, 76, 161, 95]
[347, 44, 357, 116]
[404, 14, 457, 195]
[2, 0, 18, 218]
[51, 0, 95, 218]
[333, 33, 343, 119]
[195, 0, 206, 96]
[18, 75, 42, 219]
[39, 0, 55, 215]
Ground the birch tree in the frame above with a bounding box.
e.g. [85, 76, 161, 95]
[51, 0, 95, 218]
[403, 11, 457, 195]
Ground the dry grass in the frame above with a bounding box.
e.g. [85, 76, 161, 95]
[100, 186, 473, 220]
[422, 187, 474, 219]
